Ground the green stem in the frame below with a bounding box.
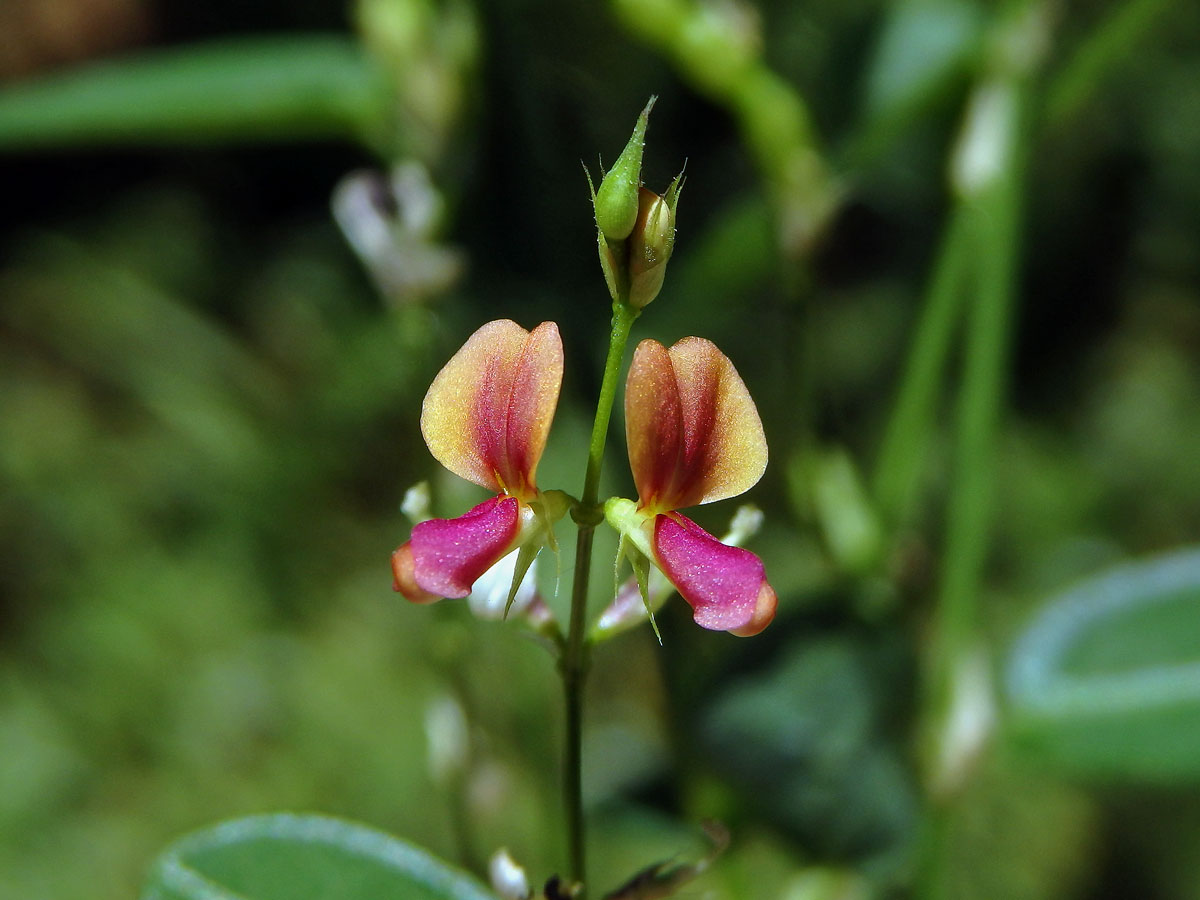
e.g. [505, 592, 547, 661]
[610, 0, 835, 255]
[582, 305, 640, 507]
[561, 301, 639, 892]
[915, 93, 1026, 900]
[872, 205, 973, 525]
[1046, 0, 1176, 125]
[934, 180, 1019, 667]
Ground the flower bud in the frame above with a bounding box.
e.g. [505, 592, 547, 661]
[627, 172, 683, 308]
[593, 97, 655, 241]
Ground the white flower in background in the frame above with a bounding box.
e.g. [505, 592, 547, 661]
[467, 549, 538, 621]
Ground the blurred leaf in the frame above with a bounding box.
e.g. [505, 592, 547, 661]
[0, 36, 385, 151]
[1006, 547, 1200, 780]
[0, 233, 279, 486]
[700, 637, 917, 869]
[930, 756, 1097, 900]
[141, 814, 500, 900]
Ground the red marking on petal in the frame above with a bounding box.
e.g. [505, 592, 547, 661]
[422, 320, 563, 497]
[625, 339, 685, 509]
[625, 337, 766, 512]
[653, 513, 776, 635]
[502, 321, 563, 495]
[409, 496, 521, 598]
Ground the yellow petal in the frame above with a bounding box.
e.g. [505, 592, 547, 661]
[421, 320, 563, 497]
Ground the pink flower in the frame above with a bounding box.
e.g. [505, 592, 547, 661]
[392, 319, 564, 604]
[607, 337, 776, 636]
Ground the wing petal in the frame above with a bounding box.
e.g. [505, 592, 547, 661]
[653, 512, 776, 636]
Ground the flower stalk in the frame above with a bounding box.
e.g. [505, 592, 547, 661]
[561, 298, 638, 892]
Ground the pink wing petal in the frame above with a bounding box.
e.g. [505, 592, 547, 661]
[407, 496, 522, 599]
[625, 337, 767, 513]
[653, 513, 777, 636]
[421, 320, 563, 497]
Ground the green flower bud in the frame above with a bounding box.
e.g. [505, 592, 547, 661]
[627, 171, 683, 308]
[593, 96, 656, 241]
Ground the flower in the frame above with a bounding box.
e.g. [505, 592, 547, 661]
[593, 505, 764, 641]
[606, 336, 776, 636]
[392, 319, 565, 605]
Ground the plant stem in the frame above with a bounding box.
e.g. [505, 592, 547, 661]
[872, 205, 973, 525]
[610, 0, 835, 255]
[582, 305, 639, 508]
[915, 79, 1027, 900]
[915, 180, 1020, 900]
[561, 301, 639, 892]
[1046, 0, 1175, 125]
[933, 180, 1019, 675]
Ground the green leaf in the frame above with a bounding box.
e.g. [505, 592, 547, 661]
[141, 813, 501, 900]
[0, 36, 387, 151]
[1005, 547, 1200, 781]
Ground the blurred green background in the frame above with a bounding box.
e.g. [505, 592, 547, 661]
[1, 0, 1198, 898]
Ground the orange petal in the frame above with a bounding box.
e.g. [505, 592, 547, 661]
[391, 543, 440, 603]
[625, 337, 767, 511]
[421, 320, 563, 497]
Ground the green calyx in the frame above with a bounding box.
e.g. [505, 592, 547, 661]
[602, 497, 662, 644]
[502, 490, 572, 618]
[603, 497, 652, 555]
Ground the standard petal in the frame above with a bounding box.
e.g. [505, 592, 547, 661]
[408, 496, 521, 598]
[625, 337, 767, 512]
[662, 337, 767, 509]
[653, 513, 776, 636]
[421, 320, 563, 497]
